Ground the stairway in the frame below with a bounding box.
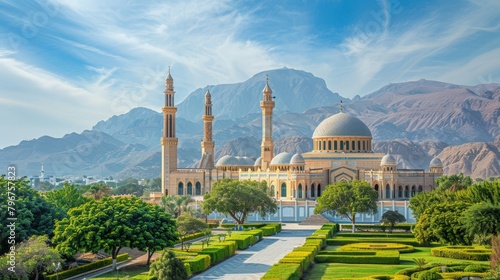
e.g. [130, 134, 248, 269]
[299, 214, 330, 226]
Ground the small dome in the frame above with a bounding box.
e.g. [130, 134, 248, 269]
[216, 155, 240, 166]
[381, 154, 396, 166]
[254, 157, 262, 167]
[241, 156, 255, 166]
[430, 157, 443, 168]
[270, 152, 293, 165]
[313, 112, 372, 138]
[290, 153, 305, 165]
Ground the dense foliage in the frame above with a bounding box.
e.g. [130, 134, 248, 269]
[315, 180, 378, 232]
[149, 251, 188, 280]
[381, 210, 406, 233]
[202, 178, 278, 224]
[177, 212, 208, 251]
[0, 176, 62, 254]
[410, 176, 500, 245]
[52, 196, 178, 269]
[44, 183, 90, 215]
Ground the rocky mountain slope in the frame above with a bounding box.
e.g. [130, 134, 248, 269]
[1, 69, 499, 179]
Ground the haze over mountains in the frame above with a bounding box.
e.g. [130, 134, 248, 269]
[2, 68, 499, 179]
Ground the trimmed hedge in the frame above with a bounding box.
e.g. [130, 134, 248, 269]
[439, 272, 489, 279]
[261, 223, 282, 236]
[431, 245, 491, 261]
[182, 230, 212, 243]
[339, 242, 414, 253]
[315, 250, 400, 264]
[226, 234, 254, 250]
[327, 236, 420, 247]
[240, 229, 264, 241]
[341, 224, 414, 232]
[45, 253, 129, 280]
[261, 263, 302, 280]
[182, 254, 210, 274]
[463, 264, 491, 272]
[198, 247, 227, 265]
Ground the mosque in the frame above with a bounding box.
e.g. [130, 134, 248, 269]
[160, 71, 444, 223]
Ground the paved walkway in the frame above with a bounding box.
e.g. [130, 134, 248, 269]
[191, 224, 319, 280]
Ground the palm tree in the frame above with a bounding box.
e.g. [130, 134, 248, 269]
[84, 182, 111, 200]
[158, 195, 194, 218]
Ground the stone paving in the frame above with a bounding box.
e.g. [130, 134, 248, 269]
[191, 224, 320, 280]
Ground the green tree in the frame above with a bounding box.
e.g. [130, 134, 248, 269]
[149, 251, 188, 280]
[112, 182, 144, 196]
[203, 178, 278, 224]
[414, 201, 471, 245]
[0, 235, 62, 280]
[44, 183, 90, 214]
[83, 182, 111, 200]
[315, 180, 378, 233]
[159, 195, 195, 218]
[148, 177, 162, 192]
[177, 212, 208, 251]
[381, 210, 406, 233]
[466, 179, 500, 205]
[436, 173, 472, 191]
[0, 176, 62, 254]
[52, 197, 178, 269]
[462, 203, 500, 244]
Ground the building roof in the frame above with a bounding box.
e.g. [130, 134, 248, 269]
[381, 154, 397, 166]
[312, 112, 372, 138]
[430, 157, 443, 168]
[270, 152, 293, 165]
[290, 153, 305, 165]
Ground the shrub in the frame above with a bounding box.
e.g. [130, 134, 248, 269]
[45, 254, 129, 280]
[416, 270, 442, 280]
[240, 229, 264, 241]
[261, 263, 301, 280]
[226, 234, 253, 250]
[315, 250, 400, 264]
[198, 247, 227, 265]
[182, 255, 210, 274]
[431, 246, 491, 261]
[339, 242, 414, 253]
[439, 272, 489, 280]
[463, 264, 491, 273]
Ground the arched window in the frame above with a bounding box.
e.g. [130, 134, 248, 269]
[404, 186, 409, 198]
[374, 184, 379, 198]
[357, 141, 361, 151]
[340, 141, 344, 150]
[311, 183, 315, 197]
[334, 141, 338, 150]
[385, 184, 391, 199]
[298, 184, 303, 199]
[195, 182, 201, 195]
[270, 185, 275, 197]
[411, 186, 416, 197]
[281, 183, 287, 197]
[178, 182, 184, 195]
[398, 186, 403, 198]
[317, 184, 322, 197]
[328, 141, 331, 150]
[418, 185, 423, 193]
[346, 141, 350, 150]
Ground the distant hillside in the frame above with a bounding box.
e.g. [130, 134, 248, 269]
[1, 71, 499, 179]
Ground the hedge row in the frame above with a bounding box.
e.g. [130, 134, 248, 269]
[439, 272, 489, 279]
[337, 233, 415, 238]
[182, 254, 211, 273]
[326, 236, 420, 247]
[261, 223, 339, 280]
[341, 224, 414, 232]
[261, 263, 302, 280]
[339, 242, 414, 253]
[431, 246, 491, 261]
[226, 234, 254, 250]
[240, 229, 264, 241]
[261, 223, 282, 236]
[220, 223, 269, 229]
[315, 250, 400, 264]
[182, 230, 212, 243]
[45, 253, 129, 280]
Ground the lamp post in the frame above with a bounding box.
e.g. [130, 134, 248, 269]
[53, 262, 61, 280]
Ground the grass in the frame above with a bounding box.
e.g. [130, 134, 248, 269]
[304, 246, 490, 280]
[90, 264, 149, 279]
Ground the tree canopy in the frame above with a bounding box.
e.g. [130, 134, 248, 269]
[202, 178, 277, 224]
[0, 235, 62, 280]
[52, 196, 178, 269]
[315, 180, 378, 233]
[381, 210, 406, 233]
[0, 176, 62, 254]
[176, 212, 208, 251]
[44, 183, 90, 215]
[149, 251, 188, 280]
[411, 177, 500, 245]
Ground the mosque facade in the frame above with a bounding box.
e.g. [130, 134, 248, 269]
[160, 72, 444, 223]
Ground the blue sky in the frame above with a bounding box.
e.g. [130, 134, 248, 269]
[0, 0, 499, 149]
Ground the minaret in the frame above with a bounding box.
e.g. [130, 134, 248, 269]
[199, 89, 215, 168]
[260, 74, 275, 170]
[161, 68, 178, 195]
[40, 163, 45, 181]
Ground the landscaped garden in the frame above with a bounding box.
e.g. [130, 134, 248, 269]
[262, 223, 495, 280]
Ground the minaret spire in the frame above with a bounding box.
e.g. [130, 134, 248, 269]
[340, 100, 343, 112]
[161, 68, 178, 195]
[260, 74, 275, 170]
[199, 88, 215, 168]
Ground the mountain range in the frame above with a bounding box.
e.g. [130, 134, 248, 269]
[1, 68, 499, 179]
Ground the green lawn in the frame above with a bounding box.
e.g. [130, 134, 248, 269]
[304, 234, 490, 279]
